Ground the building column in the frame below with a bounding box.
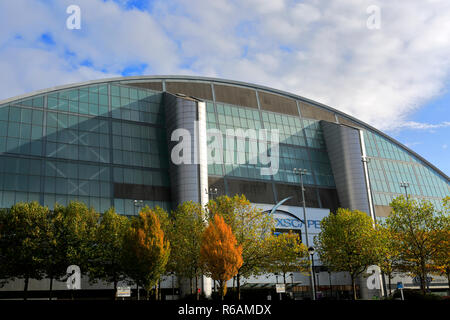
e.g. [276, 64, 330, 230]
[164, 92, 211, 298]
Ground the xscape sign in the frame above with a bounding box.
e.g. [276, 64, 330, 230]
[275, 216, 321, 230]
[254, 200, 330, 245]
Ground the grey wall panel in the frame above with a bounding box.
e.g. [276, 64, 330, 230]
[164, 93, 208, 207]
[321, 121, 370, 214]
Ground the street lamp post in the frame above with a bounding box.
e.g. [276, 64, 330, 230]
[328, 270, 333, 299]
[400, 181, 409, 199]
[133, 199, 144, 300]
[206, 187, 218, 200]
[308, 247, 317, 300]
[133, 199, 144, 214]
[293, 168, 316, 300]
[170, 272, 175, 299]
[205, 187, 218, 295]
[290, 273, 294, 299]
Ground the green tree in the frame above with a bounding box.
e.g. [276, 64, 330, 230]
[265, 231, 309, 284]
[207, 195, 274, 299]
[123, 206, 170, 300]
[377, 225, 401, 296]
[385, 196, 447, 294]
[430, 197, 450, 289]
[88, 208, 130, 298]
[200, 214, 243, 300]
[0, 208, 13, 287]
[169, 201, 205, 299]
[1, 202, 51, 299]
[52, 201, 99, 277]
[42, 208, 69, 300]
[315, 208, 382, 300]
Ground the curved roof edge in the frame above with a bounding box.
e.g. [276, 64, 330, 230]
[1, 74, 449, 182]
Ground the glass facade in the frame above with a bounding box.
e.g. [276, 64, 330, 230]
[0, 77, 447, 215]
[206, 101, 335, 188]
[0, 83, 170, 215]
[364, 130, 449, 210]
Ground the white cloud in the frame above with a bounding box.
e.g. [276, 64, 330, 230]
[397, 121, 450, 130]
[0, 0, 179, 98]
[0, 0, 449, 132]
[404, 141, 423, 148]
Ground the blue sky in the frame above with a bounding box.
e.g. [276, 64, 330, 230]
[0, 0, 449, 175]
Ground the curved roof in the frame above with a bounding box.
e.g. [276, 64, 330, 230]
[1, 75, 449, 181]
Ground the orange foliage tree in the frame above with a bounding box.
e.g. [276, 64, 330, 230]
[200, 214, 243, 300]
[123, 206, 170, 300]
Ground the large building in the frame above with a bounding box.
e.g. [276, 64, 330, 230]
[0, 75, 448, 299]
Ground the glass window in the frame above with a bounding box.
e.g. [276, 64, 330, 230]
[79, 102, 89, 114]
[0, 106, 9, 121]
[9, 107, 21, 122]
[7, 123, 20, 138]
[32, 110, 43, 124]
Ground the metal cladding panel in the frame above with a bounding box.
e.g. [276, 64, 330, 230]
[213, 84, 259, 108]
[126, 81, 163, 91]
[165, 81, 213, 101]
[321, 121, 370, 214]
[164, 93, 208, 206]
[300, 102, 336, 122]
[258, 91, 299, 116]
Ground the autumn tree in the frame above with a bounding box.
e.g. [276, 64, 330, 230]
[385, 196, 447, 294]
[0, 202, 51, 299]
[169, 201, 205, 298]
[152, 206, 172, 300]
[315, 208, 383, 300]
[207, 195, 274, 299]
[265, 231, 309, 284]
[200, 214, 243, 300]
[123, 206, 170, 300]
[88, 208, 130, 298]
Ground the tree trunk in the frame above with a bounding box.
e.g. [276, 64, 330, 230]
[195, 275, 199, 300]
[419, 274, 426, 294]
[113, 278, 118, 301]
[420, 261, 427, 294]
[232, 276, 235, 295]
[447, 270, 450, 291]
[237, 272, 241, 300]
[159, 279, 161, 300]
[49, 276, 53, 300]
[351, 275, 357, 300]
[388, 275, 392, 296]
[24, 277, 29, 301]
[219, 280, 227, 301]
